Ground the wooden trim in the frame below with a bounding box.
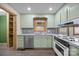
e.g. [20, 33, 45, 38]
[6, 13, 9, 47]
[0, 5, 16, 15]
[33, 48, 52, 50]
[0, 7, 16, 50]
[13, 15, 16, 49]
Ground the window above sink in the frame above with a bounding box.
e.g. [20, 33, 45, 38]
[33, 17, 47, 32]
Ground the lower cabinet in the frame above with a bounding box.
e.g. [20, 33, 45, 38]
[17, 35, 24, 49]
[34, 35, 52, 48]
[17, 35, 53, 49]
[51, 36, 54, 48]
[70, 45, 79, 56]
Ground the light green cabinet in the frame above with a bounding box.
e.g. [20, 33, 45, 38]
[69, 4, 79, 20]
[20, 14, 54, 28]
[55, 11, 61, 26]
[60, 7, 68, 23]
[34, 35, 52, 48]
[70, 45, 79, 56]
[17, 35, 24, 49]
[47, 36, 52, 48]
[34, 36, 41, 48]
[55, 4, 79, 25]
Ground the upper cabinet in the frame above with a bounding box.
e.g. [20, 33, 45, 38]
[60, 7, 68, 23]
[69, 4, 79, 20]
[20, 15, 34, 28]
[55, 3, 79, 26]
[55, 11, 61, 26]
[20, 14, 55, 28]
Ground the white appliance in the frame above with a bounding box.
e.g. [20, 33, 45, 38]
[54, 36, 69, 56]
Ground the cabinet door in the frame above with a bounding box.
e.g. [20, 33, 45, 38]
[34, 36, 41, 48]
[51, 36, 54, 48]
[60, 8, 67, 24]
[55, 12, 61, 26]
[69, 4, 79, 20]
[34, 36, 52, 48]
[70, 45, 79, 56]
[17, 36, 24, 49]
[47, 36, 52, 48]
[40, 36, 47, 48]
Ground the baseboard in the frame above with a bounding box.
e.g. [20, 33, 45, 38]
[33, 48, 52, 50]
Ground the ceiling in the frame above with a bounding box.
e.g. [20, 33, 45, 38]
[8, 3, 64, 14]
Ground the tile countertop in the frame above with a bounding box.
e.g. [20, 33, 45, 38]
[17, 33, 79, 48]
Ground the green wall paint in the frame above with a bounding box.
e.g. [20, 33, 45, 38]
[0, 16, 7, 43]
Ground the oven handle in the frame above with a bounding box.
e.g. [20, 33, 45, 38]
[55, 40, 68, 49]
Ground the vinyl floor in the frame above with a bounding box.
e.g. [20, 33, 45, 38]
[0, 43, 56, 56]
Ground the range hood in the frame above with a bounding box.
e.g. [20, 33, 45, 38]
[58, 18, 79, 27]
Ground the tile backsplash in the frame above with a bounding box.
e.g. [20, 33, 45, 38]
[21, 28, 58, 34]
[22, 28, 34, 34]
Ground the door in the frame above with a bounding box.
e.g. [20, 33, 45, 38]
[0, 15, 7, 43]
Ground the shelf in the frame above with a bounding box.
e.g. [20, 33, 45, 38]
[9, 26, 13, 28]
[9, 21, 13, 23]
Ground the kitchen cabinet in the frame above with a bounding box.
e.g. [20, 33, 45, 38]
[34, 35, 52, 48]
[55, 11, 61, 26]
[60, 7, 68, 24]
[20, 14, 54, 28]
[47, 36, 52, 48]
[51, 36, 54, 48]
[17, 35, 24, 49]
[34, 36, 41, 48]
[69, 4, 79, 20]
[70, 45, 79, 56]
[55, 4, 79, 26]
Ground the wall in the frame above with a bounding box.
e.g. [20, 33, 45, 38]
[16, 14, 22, 34]
[20, 14, 55, 28]
[0, 15, 7, 43]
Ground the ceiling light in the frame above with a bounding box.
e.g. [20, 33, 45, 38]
[27, 7, 31, 11]
[49, 8, 53, 11]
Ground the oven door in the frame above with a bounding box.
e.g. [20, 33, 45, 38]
[54, 40, 69, 56]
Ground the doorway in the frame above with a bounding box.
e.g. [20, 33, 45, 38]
[0, 10, 7, 43]
[0, 8, 16, 49]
